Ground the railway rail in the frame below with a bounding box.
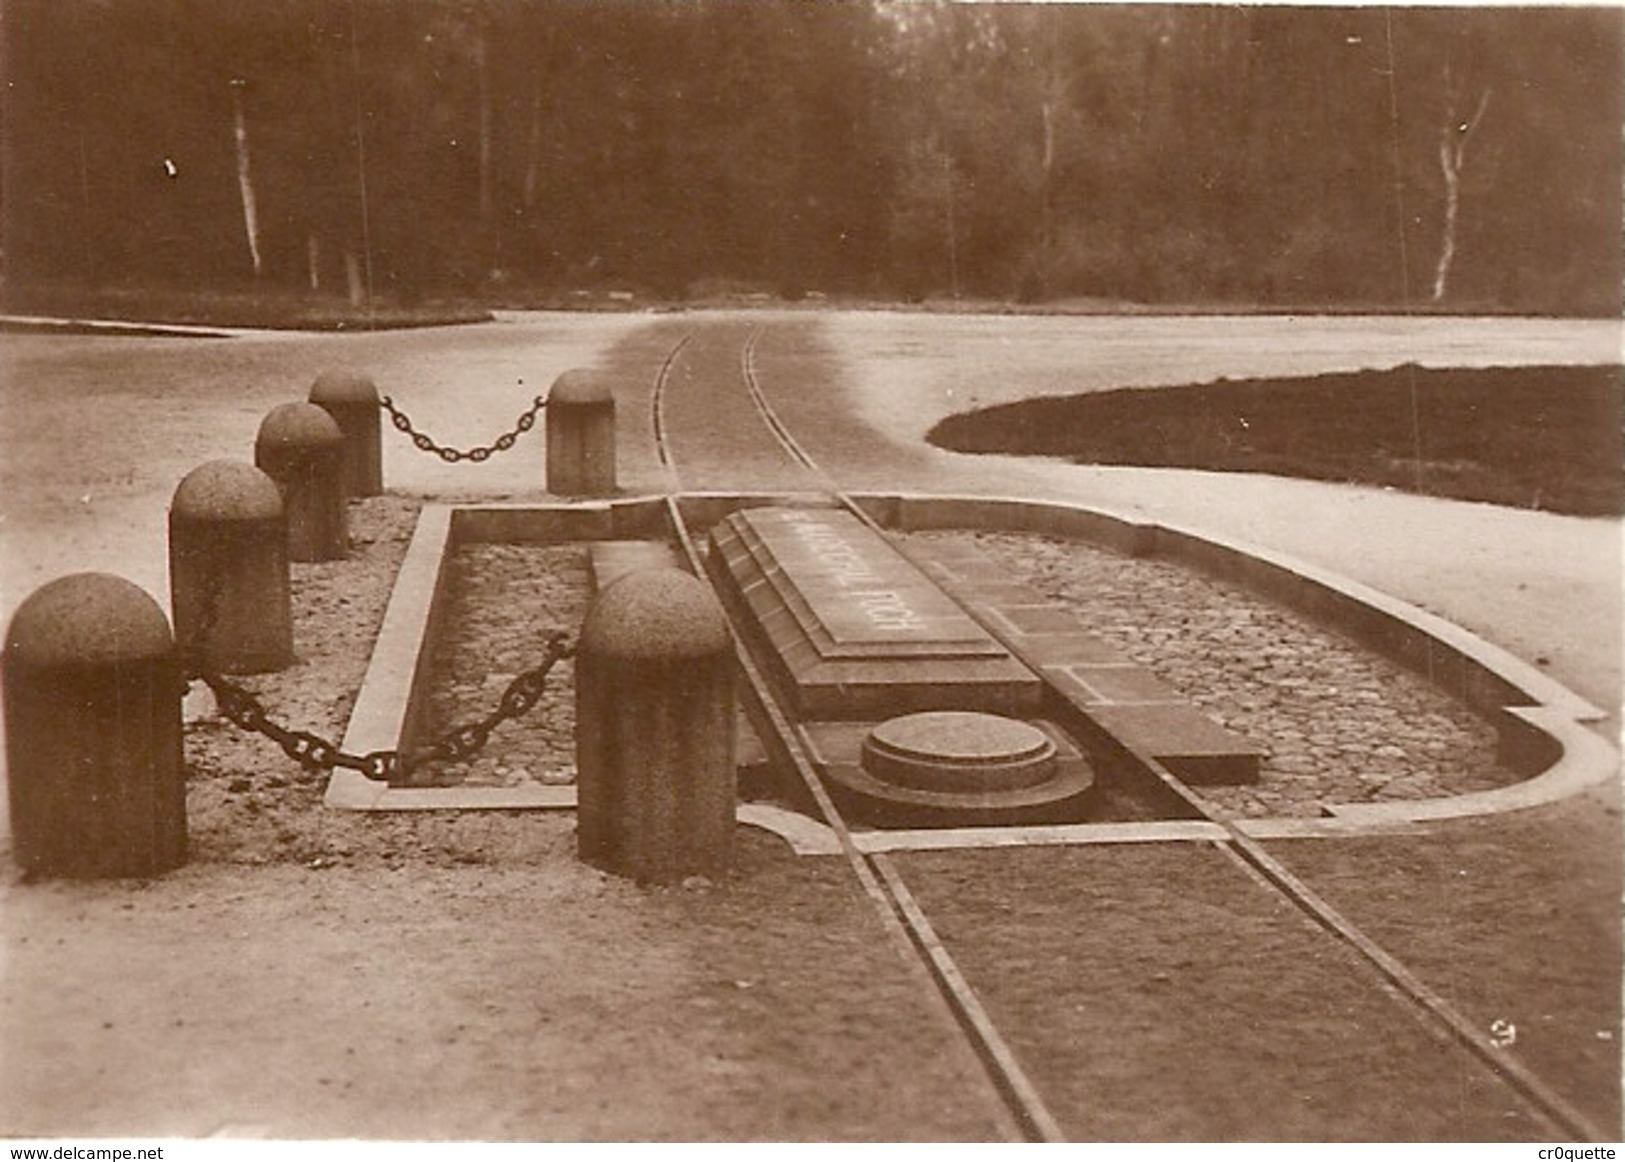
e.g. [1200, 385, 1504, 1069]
[644, 322, 1610, 1143]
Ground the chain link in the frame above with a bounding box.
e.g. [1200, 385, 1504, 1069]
[380, 392, 548, 463]
[196, 632, 575, 785]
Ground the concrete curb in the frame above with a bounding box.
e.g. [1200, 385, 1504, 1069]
[326, 505, 456, 811]
[0, 314, 238, 339]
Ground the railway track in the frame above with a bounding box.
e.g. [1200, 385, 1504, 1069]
[649, 329, 691, 471]
[643, 321, 1610, 1143]
[649, 321, 826, 493]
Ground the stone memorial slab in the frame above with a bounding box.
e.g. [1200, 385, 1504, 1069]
[707, 507, 1041, 719]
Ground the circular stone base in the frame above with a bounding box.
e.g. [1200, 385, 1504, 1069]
[815, 715, 1095, 829]
[862, 711, 1058, 793]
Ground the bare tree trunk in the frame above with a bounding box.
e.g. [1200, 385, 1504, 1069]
[1431, 87, 1490, 302]
[345, 249, 365, 305]
[1039, 92, 1056, 292]
[476, 27, 493, 224]
[77, 126, 97, 283]
[307, 234, 322, 291]
[347, 0, 375, 311]
[941, 149, 959, 300]
[524, 70, 545, 210]
[230, 79, 263, 279]
[1034, 38, 1065, 299]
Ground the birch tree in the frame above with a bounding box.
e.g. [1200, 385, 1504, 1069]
[1431, 78, 1491, 302]
[228, 77, 262, 278]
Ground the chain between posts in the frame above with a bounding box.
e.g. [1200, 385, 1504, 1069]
[380, 392, 548, 462]
[191, 632, 576, 785]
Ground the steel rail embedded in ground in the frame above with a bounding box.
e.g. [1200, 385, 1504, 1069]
[650, 329, 693, 470]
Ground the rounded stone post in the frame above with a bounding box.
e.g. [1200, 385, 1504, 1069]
[546, 369, 616, 496]
[308, 370, 383, 498]
[169, 460, 293, 674]
[576, 567, 735, 883]
[254, 402, 346, 562]
[4, 573, 187, 878]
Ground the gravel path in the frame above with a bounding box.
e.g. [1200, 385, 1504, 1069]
[182, 496, 419, 864]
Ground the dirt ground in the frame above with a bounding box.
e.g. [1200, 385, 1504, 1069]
[3, 837, 1020, 1141]
[1, 311, 1619, 1142]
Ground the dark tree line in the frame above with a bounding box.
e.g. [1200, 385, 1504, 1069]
[3, 0, 1620, 313]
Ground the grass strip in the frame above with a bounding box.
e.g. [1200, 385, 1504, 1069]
[929, 363, 1624, 516]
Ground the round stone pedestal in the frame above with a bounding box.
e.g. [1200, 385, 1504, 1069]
[576, 567, 735, 882]
[862, 711, 1058, 793]
[814, 711, 1095, 828]
[547, 369, 616, 496]
[169, 459, 293, 674]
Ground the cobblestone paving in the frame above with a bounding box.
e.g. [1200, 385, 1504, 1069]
[429, 532, 1512, 819]
[909, 530, 1512, 818]
[421, 544, 588, 788]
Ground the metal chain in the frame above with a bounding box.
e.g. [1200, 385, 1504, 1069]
[196, 632, 575, 785]
[379, 392, 548, 463]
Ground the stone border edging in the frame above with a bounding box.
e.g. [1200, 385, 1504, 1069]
[857, 491, 1615, 835]
[325, 505, 454, 810]
[325, 493, 1616, 843]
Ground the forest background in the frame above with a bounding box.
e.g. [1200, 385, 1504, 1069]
[4, 0, 1620, 317]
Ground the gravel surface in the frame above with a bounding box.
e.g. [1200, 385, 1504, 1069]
[396, 525, 1511, 823]
[906, 530, 1509, 818]
[420, 543, 587, 789]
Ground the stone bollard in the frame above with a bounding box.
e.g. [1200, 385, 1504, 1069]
[254, 401, 347, 562]
[4, 573, 187, 878]
[576, 567, 735, 883]
[308, 370, 383, 498]
[169, 460, 293, 674]
[546, 369, 616, 496]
